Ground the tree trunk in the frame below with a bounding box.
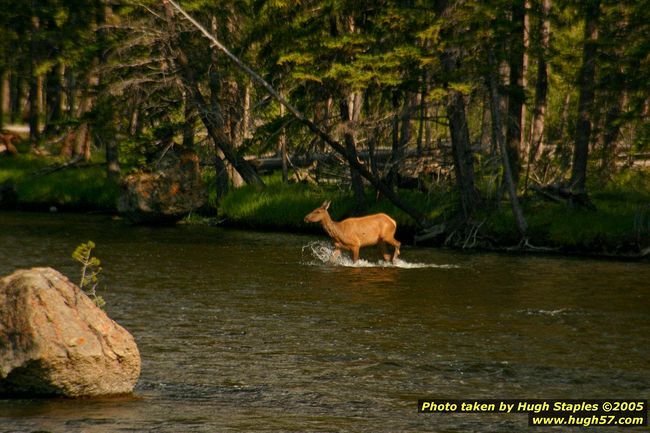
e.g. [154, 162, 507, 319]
[28, 14, 40, 146]
[71, 68, 98, 161]
[72, 123, 90, 160]
[182, 95, 195, 148]
[425, 104, 433, 151]
[340, 96, 367, 214]
[447, 88, 480, 218]
[416, 82, 425, 158]
[489, 55, 528, 239]
[493, 59, 509, 156]
[435, 0, 480, 218]
[599, 92, 626, 175]
[505, 0, 526, 185]
[367, 132, 379, 177]
[181, 58, 263, 188]
[28, 72, 39, 145]
[521, 0, 530, 148]
[97, 84, 121, 179]
[363, 88, 380, 176]
[479, 93, 491, 151]
[1, 74, 8, 116]
[389, 91, 414, 190]
[389, 90, 401, 189]
[64, 67, 76, 118]
[552, 91, 570, 168]
[97, 1, 119, 179]
[570, 0, 600, 200]
[242, 81, 252, 140]
[524, 0, 551, 190]
[214, 149, 229, 206]
[44, 63, 63, 135]
[400, 93, 413, 152]
[9, 73, 22, 124]
[206, 15, 247, 189]
[105, 136, 120, 180]
[279, 88, 288, 184]
[205, 15, 228, 199]
[225, 80, 241, 148]
[0, 69, 4, 130]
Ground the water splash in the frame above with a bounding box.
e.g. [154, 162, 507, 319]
[301, 241, 458, 269]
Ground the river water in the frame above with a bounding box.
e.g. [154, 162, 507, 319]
[0, 212, 648, 432]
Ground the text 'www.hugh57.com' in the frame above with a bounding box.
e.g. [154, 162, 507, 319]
[417, 399, 647, 428]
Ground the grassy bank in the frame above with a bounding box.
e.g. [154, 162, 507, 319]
[217, 172, 650, 257]
[2, 153, 649, 257]
[483, 189, 649, 255]
[216, 174, 451, 238]
[0, 154, 120, 211]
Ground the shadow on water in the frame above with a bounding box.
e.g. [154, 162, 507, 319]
[1, 211, 649, 432]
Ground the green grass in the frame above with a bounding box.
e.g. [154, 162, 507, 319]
[216, 173, 456, 235]
[219, 175, 350, 231]
[487, 200, 641, 251]
[0, 154, 120, 210]
[483, 169, 650, 252]
[0, 153, 53, 183]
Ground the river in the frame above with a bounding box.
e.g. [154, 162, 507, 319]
[0, 212, 648, 432]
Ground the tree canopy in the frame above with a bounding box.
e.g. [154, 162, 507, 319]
[0, 0, 648, 237]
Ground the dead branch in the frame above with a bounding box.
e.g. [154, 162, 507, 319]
[414, 223, 446, 245]
[462, 219, 486, 249]
[530, 183, 597, 210]
[32, 155, 88, 177]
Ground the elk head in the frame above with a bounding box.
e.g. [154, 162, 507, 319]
[304, 200, 331, 223]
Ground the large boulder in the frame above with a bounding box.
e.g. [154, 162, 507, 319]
[118, 149, 207, 224]
[0, 267, 140, 397]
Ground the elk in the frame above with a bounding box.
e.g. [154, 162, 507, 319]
[0, 132, 19, 156]
[304, 200, 401, 263]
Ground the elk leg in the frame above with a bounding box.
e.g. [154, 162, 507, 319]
[330, 246, 342, 263]
[378, 241, 390, 262]
[351, 245, 360, 263]
[386, 238, 401, 262]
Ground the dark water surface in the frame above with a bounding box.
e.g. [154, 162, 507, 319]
[0, 212, 648, 432]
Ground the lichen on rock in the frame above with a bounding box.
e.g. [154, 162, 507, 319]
[0, 267, 141, 397]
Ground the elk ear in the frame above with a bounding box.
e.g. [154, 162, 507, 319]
[321, 200, 331, 210]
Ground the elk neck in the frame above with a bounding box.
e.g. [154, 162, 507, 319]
[320, 212, 344, 241]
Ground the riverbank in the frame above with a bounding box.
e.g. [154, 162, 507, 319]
[0, 154, 120, 212]
[2, 153, 649, 258]
[217, 173, 650, 258]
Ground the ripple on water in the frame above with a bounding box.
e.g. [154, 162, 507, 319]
[1, 213, 650, 433]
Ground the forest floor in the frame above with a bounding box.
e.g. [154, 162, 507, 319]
[1, 152, 649, 259]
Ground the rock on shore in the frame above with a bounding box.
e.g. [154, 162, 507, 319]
[0, 267, 140, 397]
[117, 149, 207, 224]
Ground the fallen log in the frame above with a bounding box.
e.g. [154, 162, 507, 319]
[247, 148, 440, 172]
[530, 183, 597, 210]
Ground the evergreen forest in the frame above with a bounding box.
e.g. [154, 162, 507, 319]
[1, 0, 649, 252]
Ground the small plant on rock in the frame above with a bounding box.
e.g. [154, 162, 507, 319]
[72, 241, 106, 308]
